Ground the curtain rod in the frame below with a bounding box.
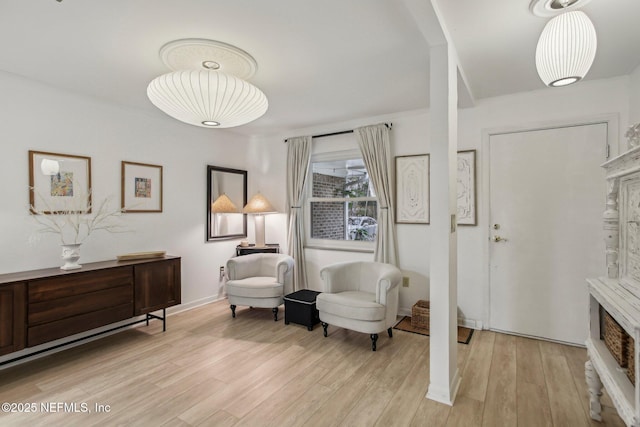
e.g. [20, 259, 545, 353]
[284, 123, 392, 143]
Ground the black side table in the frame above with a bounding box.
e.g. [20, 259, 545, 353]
[236, 243, 280, 256]
[284, 290, 321, 331]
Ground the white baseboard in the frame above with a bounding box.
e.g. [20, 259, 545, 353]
[167, 295, 223, 315]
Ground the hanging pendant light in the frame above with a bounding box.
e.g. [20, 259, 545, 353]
[147, 39, 268, 128]
[147, 70, 268, 128]
[535, 10, 597, 87]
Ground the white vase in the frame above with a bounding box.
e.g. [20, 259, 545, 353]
[61, 243, 82, 270]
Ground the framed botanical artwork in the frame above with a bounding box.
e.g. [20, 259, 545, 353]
[29, 150, 92, 214]
[395, 154, 429, 224]
[121, 161, 163, 213]
[457, 149, 477, 225]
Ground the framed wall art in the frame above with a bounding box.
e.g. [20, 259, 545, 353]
[395, 154, 429, 224]
[29, 150, 92, 214]
[121, 161, 163, 212]
[457, 149, 477, 225]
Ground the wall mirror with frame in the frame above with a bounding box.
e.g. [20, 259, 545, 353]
[206, 165, 247, 241]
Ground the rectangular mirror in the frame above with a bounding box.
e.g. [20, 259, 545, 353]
[207, 165, 247, 241]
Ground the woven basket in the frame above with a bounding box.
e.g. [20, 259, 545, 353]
[628, 336, 636, 384]
[411, 300, 430, 331]
[603, 311, 628, 368]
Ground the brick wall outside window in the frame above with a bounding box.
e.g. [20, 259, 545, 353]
[311, 173, 345, 239]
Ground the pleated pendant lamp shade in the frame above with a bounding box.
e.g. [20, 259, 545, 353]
[535, 10, 597, 87]
[147, 70, 268, 128]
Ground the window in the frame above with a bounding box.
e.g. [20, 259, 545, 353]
[306, 149, 377, 250]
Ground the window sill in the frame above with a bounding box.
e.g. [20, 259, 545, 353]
[304, 243, 374, 254]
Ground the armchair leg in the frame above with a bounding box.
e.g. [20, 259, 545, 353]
[322, 322, 328, 337]
[371, 334, 378, 351]
[272, 307, 278, 321]
[230, 305, 236, 318]
[388, 327, 393, 338]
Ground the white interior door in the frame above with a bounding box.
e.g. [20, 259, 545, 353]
[489, 123, 607, 345]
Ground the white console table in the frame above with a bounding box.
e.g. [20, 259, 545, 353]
[587, 146, 640, 426]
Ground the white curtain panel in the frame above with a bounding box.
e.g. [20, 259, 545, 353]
[356, 124, 399, 265]
[286, 135, 312, 290]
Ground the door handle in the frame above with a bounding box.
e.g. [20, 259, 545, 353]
[493, 235, 508, 243]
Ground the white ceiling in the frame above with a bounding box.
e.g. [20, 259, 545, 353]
[1, 0, 639, 137]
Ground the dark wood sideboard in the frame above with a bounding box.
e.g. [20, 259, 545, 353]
[0, 256, 181, 359]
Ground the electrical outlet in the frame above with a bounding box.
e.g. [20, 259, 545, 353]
[219, 266, 225, 280]
[402, 276, 410, 287]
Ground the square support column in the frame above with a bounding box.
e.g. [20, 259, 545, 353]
[426, 42, 460, 406]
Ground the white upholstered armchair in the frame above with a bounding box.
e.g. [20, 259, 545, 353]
[316, 261, 402, 351]
[225, 253, 294, 321]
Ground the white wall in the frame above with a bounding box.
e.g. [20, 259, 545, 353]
[0, 71, 252, 307]
[250, 75, 631, 327]
[630, 64, 640, 125]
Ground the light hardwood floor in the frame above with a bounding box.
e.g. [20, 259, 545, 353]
[0, 300, 626, 426]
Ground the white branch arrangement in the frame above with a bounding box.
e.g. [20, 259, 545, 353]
[626, 122, 640, 149]
[30, 188, 129, 245]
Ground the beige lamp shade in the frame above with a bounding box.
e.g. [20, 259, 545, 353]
[243, 193, 276, 214]
[211, 193, 239, 213]
[243, 192, 275, 248]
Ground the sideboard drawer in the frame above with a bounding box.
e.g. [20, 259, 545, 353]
[26, 266, 134, 347]
[28, 267, 133, 303]
[28, 284, 133, 326]
[28, 304, 133, 347]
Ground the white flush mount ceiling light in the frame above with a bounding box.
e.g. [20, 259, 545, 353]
[147, 39, 268, 128]
[532, 0, 597, 87]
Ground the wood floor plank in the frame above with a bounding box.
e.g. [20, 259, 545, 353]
[270, 383, 335, 427]
[482, 333, 517, 426]
[410, 398, 450, 427]
[305, 351, 394, 427]
[457, 330, 495, 402]
[222, 345, 325, 419]
[540, 341, 590, 426]
[195, 410, 239, 427]
[234, 364, 330, 427]
[516, 336, 546, 386]
[375, 342, 430, 427]
[517, 380, 553, 427]
[446, 395, 484, 427]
